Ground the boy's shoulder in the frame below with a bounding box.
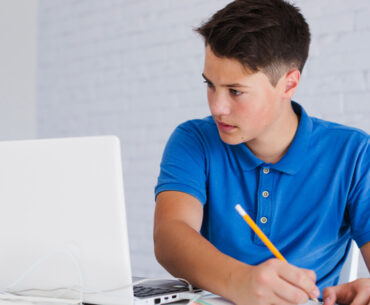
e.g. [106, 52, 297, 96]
[176, 116, 219, 139]
[310, 116, 369, 144]
[170, 116, 228, 153]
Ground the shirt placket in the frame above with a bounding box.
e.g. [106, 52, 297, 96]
[254, 165, 274, 246]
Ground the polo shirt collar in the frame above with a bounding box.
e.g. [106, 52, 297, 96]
[272, 101, 312, 175]
[232, 142, 265, 170]
[231, 101, 312, 175]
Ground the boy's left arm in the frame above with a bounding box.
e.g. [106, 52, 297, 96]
[323, 241, 370, 305]
[361, 241, 370, 271]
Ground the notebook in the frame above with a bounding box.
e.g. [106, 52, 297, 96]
[0, 136, 198, 305]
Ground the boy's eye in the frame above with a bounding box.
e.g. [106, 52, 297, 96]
[230, 89, 242, 96]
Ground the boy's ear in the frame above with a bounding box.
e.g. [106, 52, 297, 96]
[284, 70, 301, 96]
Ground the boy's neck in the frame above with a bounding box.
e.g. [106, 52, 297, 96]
[246, 104, 299, 164]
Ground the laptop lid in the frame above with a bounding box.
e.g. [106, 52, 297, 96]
[0, 136, 133, 305]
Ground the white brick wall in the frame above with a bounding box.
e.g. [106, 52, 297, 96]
[293, 0, 370, 129]
[37, 0, 369, 278]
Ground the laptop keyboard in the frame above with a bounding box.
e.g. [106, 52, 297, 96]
[133, 285, 188, 298]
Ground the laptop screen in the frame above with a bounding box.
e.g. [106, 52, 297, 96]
[0, 136, 134, 305]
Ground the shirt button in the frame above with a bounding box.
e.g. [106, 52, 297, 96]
[260, 217, 268, 224]
[262, 191, 269, 198]
[263, 168, 270, 174]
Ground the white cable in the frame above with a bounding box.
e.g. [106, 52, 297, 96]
[0, 246, 197, 303]
[0, 248, 84, 304]
[1, 277, 196, 301]
[184, 292, 222, 305]
[185, 293, 204, 305]
[0, 293, 81, 304]
[74, 277, 194, 297]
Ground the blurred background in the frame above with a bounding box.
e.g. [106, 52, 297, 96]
[0, 0, 369, 278]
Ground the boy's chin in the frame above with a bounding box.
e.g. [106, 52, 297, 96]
[219, 133, 247, 146]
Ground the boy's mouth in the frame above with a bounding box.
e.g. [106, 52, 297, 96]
[216, 121, 237, 132]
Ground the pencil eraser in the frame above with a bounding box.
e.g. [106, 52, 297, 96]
[235, 204, 246, 216]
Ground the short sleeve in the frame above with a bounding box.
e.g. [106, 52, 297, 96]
[347, 137, 370, 248]
[155, 122, 208, 205]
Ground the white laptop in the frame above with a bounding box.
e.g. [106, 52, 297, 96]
[0, 136, 198, 305]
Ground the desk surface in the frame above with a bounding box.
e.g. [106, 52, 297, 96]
[170, 295, 323, 305]
[0, 293, 324, 305]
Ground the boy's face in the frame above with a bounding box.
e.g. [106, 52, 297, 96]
[203, 45, 291, 145]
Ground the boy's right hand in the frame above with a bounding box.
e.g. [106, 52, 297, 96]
[229, 258, 320, 305]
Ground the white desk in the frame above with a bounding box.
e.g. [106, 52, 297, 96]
[170, 294, 322, 305]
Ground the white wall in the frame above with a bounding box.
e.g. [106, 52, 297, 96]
[36, 0, 370, 278]
[294, 0, 370, 130]
[0, 0, 37, 140]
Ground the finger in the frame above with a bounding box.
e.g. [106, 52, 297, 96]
[323, 283, 356, 305]
[302, 268, 317, 283]
[322, 286, 338, 305]
[278, 264, 319, 300]
[270, 297, 297, 305]
[270, 291, 298, 305]
[350, 289, 370, 305]
[273, 277, 309, 305]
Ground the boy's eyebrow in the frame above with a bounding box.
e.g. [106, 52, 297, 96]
[202, 73, 250, 88]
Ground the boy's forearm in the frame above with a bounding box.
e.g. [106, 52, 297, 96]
[154, 220, 245, 300]
[154, 220, 321, 305]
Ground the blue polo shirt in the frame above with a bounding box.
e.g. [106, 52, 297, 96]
[155, 101, 370, 292]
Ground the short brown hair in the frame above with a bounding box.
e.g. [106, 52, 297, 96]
[195, 0, 311, 87]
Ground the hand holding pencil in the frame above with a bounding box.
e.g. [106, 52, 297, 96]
[235, 204, 321, 304]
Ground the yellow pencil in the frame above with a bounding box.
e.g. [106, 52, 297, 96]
[235, 204, 319, 303]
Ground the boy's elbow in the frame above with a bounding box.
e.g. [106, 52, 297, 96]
[153, 224, 167, 266]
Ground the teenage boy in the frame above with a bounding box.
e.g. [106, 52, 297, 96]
[154, 1, 370, 304]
